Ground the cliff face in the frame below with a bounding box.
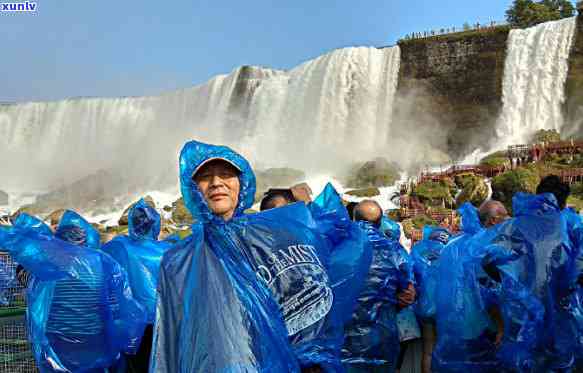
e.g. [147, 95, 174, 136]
[564, 9, 583, 138]
[396, 27, 510, 157]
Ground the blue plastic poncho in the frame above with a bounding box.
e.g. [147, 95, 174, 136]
[474, 193, 580, 371]
[562, 208, 583, 364]
[432, 203, 503, 372]
[0, 213, 53, 305]
[102, 199, 173, 323]
[379, 217, 420, 343]
[308, 183, 373, 326]
[151, 141, 303, 372]
[411, 226, 450, 321]
[380, 216, 401, 242]
[0, 211, 146, 373]
[341, 222, 413, 370]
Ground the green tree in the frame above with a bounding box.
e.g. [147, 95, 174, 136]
[541, 0, 575, 17]
[506, 0, 572, 28]
[531, 129, 561, 143]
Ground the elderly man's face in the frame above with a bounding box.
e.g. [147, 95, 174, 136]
[193, 160, 240, 221]
[483, 202, 509, 228]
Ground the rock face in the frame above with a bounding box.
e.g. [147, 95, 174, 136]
[0, 190, 8, 205]
[16, 169, 127, 217]
[346, 158, 400, 189]
[397, 27, 510, 157]
[255, 168, 306, 201]
[170, 197, 194, 226]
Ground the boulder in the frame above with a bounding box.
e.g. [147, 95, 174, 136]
[170, 197, 193, 226]
[346, 158, 400, 188]
[34, 169, 124, 214]
[255, 168, 306, 201]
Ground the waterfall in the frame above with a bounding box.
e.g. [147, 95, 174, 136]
[0, 46, 400, 194]
[496, 17, 576, 146]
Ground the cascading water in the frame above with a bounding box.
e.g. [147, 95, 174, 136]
[496, 17, 576, 146]
[0, 47, 401, 199]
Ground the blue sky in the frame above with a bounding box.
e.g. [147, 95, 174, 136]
[0, 0, 529, 102]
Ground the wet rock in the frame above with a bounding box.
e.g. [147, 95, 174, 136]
[346, 158, 400, 189]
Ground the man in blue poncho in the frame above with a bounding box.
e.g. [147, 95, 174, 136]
[152, 140, 362, 372]
[535, 175, 583, 371]
[0, 211, 146, 372]
[432, 203, 508, 373]
[474, 189, 580, 372]
[102, 198, 173, 372]
[410, 226, 450, 373]
[342, 200, 414, 373]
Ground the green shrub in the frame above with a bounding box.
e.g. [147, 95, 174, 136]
[346, 158, 400, 188]
[345, 188, 381, 198]
[491, 167, 540, 212]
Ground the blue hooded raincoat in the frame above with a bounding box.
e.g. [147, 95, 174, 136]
[474, 193, 580, 372]
[432, 203, 503, 372]
[341, 221, 413, 371]
[0, 211, 146, 373]
[102, 199, 173, 323]
[411, 226, 450, 321]
[150, 140, 308, 373]
[308, 183, 373, 327]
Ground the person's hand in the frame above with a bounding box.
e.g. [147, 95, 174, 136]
[291, 183, 313, 204]
[398, 283, 416, 308]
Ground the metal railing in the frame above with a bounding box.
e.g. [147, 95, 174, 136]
[0, 253, 37, 372]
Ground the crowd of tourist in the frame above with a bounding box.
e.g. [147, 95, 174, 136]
[1, 139, 582, 373]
